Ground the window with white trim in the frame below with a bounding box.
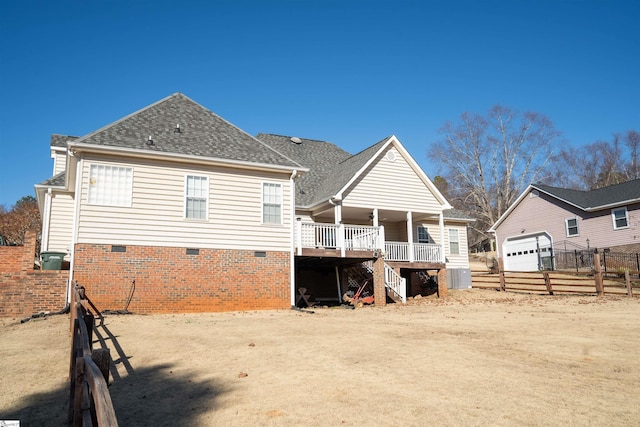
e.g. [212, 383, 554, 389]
[262, 182, 282, 224]
[88, 164, 133, 207]
[565, 217, 579, 237]
[612, 207, 628, 229]
[185, 175, 208, 220]
[448, 228, 460, 255]
[417, 226, 433, 243]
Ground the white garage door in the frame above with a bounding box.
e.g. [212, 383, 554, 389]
[503, 233, 552, 271]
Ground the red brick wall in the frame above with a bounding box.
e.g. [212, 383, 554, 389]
[0, 230, 69, 318]
[0, 271, 69, 318]
[0, 246, 23, 271]
[72, 244, 291, 314]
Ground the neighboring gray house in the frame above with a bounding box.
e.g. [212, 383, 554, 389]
[489, 180, 640, 271]
[35, 93, 473, 313]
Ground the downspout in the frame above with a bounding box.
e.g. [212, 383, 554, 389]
[328, 196, 342, 223]
[41, 188, 52, 251]
[289, 169, 298, 307]
[67, 156, 83, 304]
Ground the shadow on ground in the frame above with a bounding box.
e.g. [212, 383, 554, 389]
[109, 363, 227, 426]
[0, 383, 68, 425]
[97, 317, 229, 426]
[1, 317, 228, 426]
[0, 364, 226, 426]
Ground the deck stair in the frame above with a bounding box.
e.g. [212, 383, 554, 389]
[342, 261, 406, 304]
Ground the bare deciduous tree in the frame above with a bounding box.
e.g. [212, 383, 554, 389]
[552, 129, 640, 190]
[0, 196, 41, 245]
[429, 105, 561, 238]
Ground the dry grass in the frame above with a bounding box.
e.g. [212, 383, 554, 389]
[1, 289, 639, 426]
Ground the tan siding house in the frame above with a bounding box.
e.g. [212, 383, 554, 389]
[36, 93, 473, 313]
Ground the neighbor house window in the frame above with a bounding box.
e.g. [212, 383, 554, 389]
[262, 182, 282, 224]
[185, 175, 208, 220]
[88, 164, 133, 207]
[565, 217, 579, 237]
[448, 228, 460, 255]
[417, 226, 432, 243]
[612, 207, 629, 229]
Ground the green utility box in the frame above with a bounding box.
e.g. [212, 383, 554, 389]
[41, 251, 66, 270]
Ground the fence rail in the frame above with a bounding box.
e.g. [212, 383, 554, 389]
[472, 269, 638, 297]
[473, 253, 637, 297]
[68, 283, 118, 426]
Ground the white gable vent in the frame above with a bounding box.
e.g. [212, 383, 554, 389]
[386, 150, 397, 162]
[290, 137, 302, 144]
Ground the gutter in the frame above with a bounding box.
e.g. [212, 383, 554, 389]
[289, 169, 298, 307]
[68, 142, 309, 175]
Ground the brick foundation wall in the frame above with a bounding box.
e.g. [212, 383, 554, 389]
[0, 230, 69, 318]
[72, 244, 291, 314]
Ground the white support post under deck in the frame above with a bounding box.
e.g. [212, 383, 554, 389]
[339, 223, 346, 257]
[296, 218, 303, 256]
[439, 211, 446, 263]
[406, 211, 414, 262]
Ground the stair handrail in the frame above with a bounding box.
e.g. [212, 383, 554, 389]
[384, 263, 406, 303]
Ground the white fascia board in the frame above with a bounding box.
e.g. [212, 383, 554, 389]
[334, 137, 395, 200]
[335, 135, 452, 209]
[67, 142, 309, 174]
[488, 184, 534, 233]
[586, 199, 640, 211]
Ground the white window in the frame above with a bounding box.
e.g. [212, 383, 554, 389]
[612, 207, 629, 230]
[448, 228, 460, 255]
[565, 217, 579, 236]
[88, 164, 133, 207]
[262, 182, 282, 224]
[417, 226, 432, 243]
[185, 175, 208, 220]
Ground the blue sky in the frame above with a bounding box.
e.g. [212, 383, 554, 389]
[1, 0, 638, 207]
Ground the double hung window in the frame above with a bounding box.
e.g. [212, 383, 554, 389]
[448, 229, 460, 255]
[185, 175, 208, 220]
[262, 182, 282, 224]
[612, 207, 628, 229]
[565, 218, 579, 236]
[417, 226, 432, 244]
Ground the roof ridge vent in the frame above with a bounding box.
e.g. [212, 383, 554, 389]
[290, 137, 302, 144]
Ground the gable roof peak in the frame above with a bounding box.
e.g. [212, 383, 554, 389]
[66, 93, 303, 170]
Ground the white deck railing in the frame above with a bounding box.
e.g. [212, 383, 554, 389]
[296, 222, 443, 263]
[384, 264, 406, 303]
[385, 242, 442, 263]
[297, 222, 383, 255]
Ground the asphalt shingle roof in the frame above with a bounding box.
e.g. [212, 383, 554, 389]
[39, 171, 66, 187]
[256, 134, 352, 206]
[74, 93, 302, 169]
[534, 179, 640, 210]
[256, 134, 391, 207]
[51, 134, 79, 147]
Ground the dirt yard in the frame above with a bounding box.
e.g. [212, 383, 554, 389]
[1, 289, 639, 426]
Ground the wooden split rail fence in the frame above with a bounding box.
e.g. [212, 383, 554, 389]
[68, 283, 118, 426]
[473, 253, 638, 297]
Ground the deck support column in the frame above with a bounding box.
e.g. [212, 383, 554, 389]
[437, 268, 448, 298]
[373, 255, 386, 307]
[406, 211, 414, 262]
